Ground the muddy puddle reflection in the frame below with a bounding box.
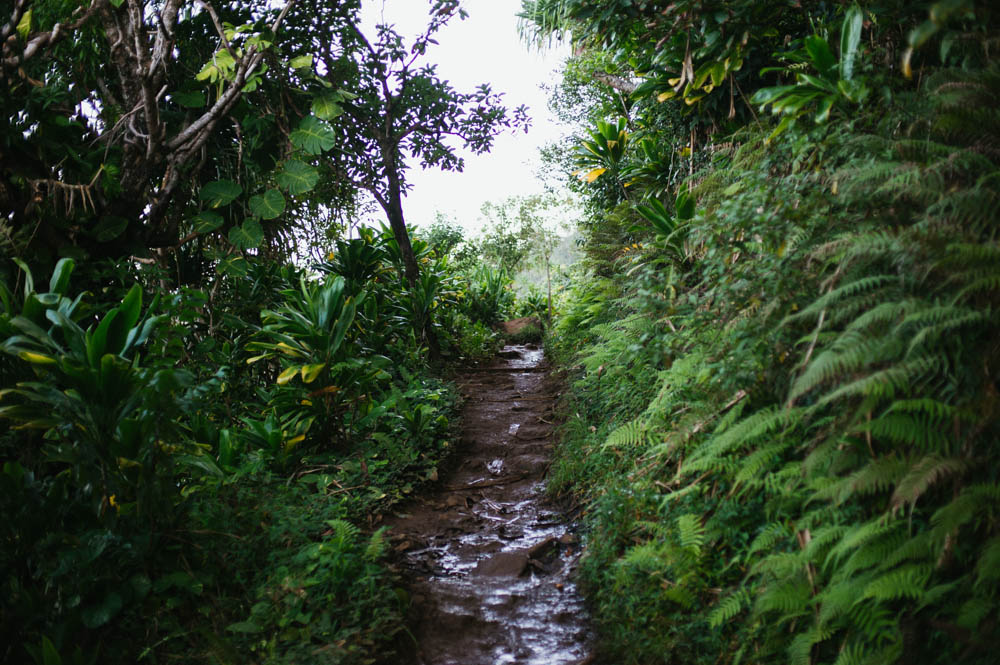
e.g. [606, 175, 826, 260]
[384, 345, 595, 665]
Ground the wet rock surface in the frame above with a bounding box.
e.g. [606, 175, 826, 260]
[384, 345, 595, 665]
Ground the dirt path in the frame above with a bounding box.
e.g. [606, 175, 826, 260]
[384, 344, 595, 665]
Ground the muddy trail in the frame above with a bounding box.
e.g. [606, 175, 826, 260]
[384, 344, 596, 665]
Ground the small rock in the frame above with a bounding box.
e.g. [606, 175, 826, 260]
[559, 533, 579, 545]
[474, 550, 529, 577]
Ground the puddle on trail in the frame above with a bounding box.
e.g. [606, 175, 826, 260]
[384, 345, 595, 665]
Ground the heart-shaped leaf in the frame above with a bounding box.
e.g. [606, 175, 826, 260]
[199, 180, 242, 208]
[312, 94, 343, 120]
[276, 160, 319, 195]
[248, 189, 286, 220]
[290, 116, 336, 155]
[228, 219, 263, 250]
[192, 211, 223, 233]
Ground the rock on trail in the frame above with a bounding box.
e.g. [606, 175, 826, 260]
[383, 344, 596, 665]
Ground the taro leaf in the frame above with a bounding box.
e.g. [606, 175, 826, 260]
[248, 189, 286, 220]
[312, 94, 343, 120]
[81, 591, 123, 628]
[290, 116, 336, 155]
[174, 90, 206, 108]
[277, 160, 319, 195]
[192, 211, 223, 233]
[199, 180, 242, 208]
[228, 219, 263, 250]
[217, 256, 248, 276]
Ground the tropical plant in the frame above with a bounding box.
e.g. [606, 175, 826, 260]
[751, 6, 869, 140]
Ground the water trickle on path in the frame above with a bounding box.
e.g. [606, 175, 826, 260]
[384, 345, 595, 665]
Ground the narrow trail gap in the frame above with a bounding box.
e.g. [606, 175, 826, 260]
[384, 344, 596, 665]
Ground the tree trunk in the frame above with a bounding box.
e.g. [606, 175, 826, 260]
[384, 161, 440, 359]
[385, 165, 420, 288]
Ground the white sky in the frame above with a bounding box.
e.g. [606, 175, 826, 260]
[359, 0, 571, 235]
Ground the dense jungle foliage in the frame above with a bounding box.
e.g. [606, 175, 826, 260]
[521, 0, 1000, 663]
[0, 1, 552, 663]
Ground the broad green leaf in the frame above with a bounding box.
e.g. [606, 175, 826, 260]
[290, 55, 313, 70]
[804, 35, 836, 77]
[192, 211, 223, 233]
[276, 366, 300, 385]
[199, 180, 242, 208]
[227, 620, 262, 634]
[301, 363, 326, 383]
[81, 591, 123, 628]
[120, 284, 142, 331]
[228, 219, 263, 250]
[276, 160, 319, 195]
[797, 73, 838, 93]
[16, 9, 32, 39]
[217, 256, 248, 276]
[815, 95, 835, 123]
[312, 94, 343, 120]
[583, 167, 606, 183]
[840, 5, 864, 81]
[17, 351, 56, 365]
[48, 257, 74, 294]
[248, 189, 285, 220]
[675, 189, 696, 220]
[290, 116, 336, 155]
[40, 636, 60, 665]
[88, 309, 117, 365]
[909, 19, 938, 49]
[196, 63, 218, 83]
[173, 91, 206, 108]
[750, 85, 797, 107]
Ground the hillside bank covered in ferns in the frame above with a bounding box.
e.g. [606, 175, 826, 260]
[524, 1, 1000, 663]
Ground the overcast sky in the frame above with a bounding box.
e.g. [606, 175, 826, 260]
[358, 0, 572, 235]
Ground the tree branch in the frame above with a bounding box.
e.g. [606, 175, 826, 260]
[1, 0, 107, 75]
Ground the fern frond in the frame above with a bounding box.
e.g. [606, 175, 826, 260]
[733, 440, 792, 488]
[812, 456, 909, 506]
[900, 305, 986, 355]
[890, 455, 968, 512]
[754, 577, 812, 618]
[975, 537, 1000, 587]
[786, 275, 896, 325]
[955, 594, 995, 631]
[859, 412, 953, 451]
[676, 513, 705, 555]
[790, 333, 900, 402]
[826, 519, 902, 566]
[748, 522, 795, 559]
[690, 406, 797, 463]
[708, 588, 752, 628]
[604, 419, 651, 449]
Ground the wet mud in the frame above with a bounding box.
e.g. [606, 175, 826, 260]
[384, 345, 595, 665]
